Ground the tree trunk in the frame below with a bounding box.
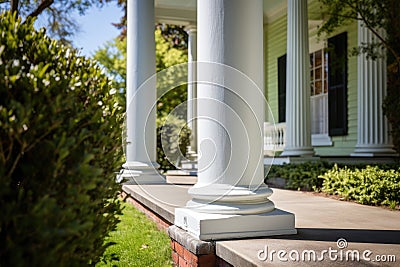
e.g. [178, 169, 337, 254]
[27, 0, 54, 19]
[10, 0, 19, 15]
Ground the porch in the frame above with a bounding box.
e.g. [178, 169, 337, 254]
[263, 122, 398, 165]
[122, 183, 400, 266]
[121, 0, 398, 265]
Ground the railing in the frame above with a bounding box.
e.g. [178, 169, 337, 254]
[264, 122, 286, 155]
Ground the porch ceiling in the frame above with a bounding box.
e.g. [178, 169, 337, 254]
[154, 0, 286, 25]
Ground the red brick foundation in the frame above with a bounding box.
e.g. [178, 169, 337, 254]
[121, 190, 232, 267]
[170, 239, 217, 267]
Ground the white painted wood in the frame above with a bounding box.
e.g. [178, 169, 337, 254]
[185, 25, 198, 156]
[281, 0, 315, 157]
[264, 122, 332, 153]
[264, 122, 286, 154]
[193, 0, 269, 208]
[352, 21, 397, 157]
[175, 0, 295, 240]
[119, 0, 164, 184]
[175, 208, 296, 241]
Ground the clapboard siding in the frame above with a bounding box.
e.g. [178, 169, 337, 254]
[264, 1, 358, 156]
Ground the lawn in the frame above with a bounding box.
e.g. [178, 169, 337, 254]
[97, 201, 172, 267]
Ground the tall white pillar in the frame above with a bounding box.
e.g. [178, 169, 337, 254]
[352, 21, 397, 156]
[175, 0, 296, 240]
[118, 0, 164, 183]
[281, 0, 315, 157]
[185, 25, 198, 159]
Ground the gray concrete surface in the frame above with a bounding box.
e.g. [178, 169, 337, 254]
[123, 184, 400, 266]
[219, 190, 400, 266]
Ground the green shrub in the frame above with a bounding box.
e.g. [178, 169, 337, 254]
[266, 161, 332, 190]
[319, 165, 400, 208]
[156, 115, 191, 171]
[0, 12, 123, 266]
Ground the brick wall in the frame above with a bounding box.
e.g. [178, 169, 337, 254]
[171, 239, 217, 267]
[121, 190, 232, 267]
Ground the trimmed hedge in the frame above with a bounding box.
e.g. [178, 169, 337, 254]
[266, 161, 332, 190]
[0, 12, 123, 266]
[266, 162, 400, 209]
[319, 165, 400, 209]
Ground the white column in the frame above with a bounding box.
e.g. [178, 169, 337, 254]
[118, 0, 164, 183]
[352, 21, 397, 156]
[281, 0, 315, 157]
[185, 25, 198, 159]
[175, 0, 296, 240]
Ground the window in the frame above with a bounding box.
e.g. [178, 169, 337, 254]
[277, 55, 287, 123]
[327, 32, 348, 136]
[276, 32, 348, 138]
[310, 49, 329, 135]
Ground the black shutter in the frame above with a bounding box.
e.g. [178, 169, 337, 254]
[278, 54, 286, 123]
[328, 32, 348, 136]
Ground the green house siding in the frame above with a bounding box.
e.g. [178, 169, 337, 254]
[264, 6, 358, 156]
[316, 22, 358, 156]
[264, 14, 287, 124]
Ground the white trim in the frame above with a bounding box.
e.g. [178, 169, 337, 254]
[264, 4, 287, 24]
[309, 34, 326, 53]
[312, 134, 333, 146]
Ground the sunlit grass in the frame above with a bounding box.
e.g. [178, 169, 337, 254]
[97, 201, 172, 267]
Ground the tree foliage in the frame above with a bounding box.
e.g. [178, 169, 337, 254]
[318, 0, 400, 152]
[93, 36, 126, 108]
[318, 0, 399, 62]
[0, 12, 123, 266]
[93, 27, 188, 115]
[110, 0, 188, 50]
[0, 0, 117, 42]
[94, 27, 189, 170]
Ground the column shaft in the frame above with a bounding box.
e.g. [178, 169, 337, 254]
[193, 0, 268, 202]
[353, 21, 396, 156]
[175, 0, 296, 240]
[281, 0, 315, 157]
[186, 26, 198, 156]
[119, 0, 163, 183]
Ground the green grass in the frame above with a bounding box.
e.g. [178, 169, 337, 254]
[97, 201, 172, 267]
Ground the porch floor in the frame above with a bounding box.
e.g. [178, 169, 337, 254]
[122, 184, 400, 266]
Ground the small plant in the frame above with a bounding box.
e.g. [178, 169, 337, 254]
[319, 165, 400, 209]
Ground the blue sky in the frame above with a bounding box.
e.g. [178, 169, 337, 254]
[72, 2, 122, 56]
[33, 2, 122, 56]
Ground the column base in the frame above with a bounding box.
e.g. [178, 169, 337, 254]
[264, 156, 320, 165]
[165, 169, 198, 185]
[175, 208, 296, 241]
[180, 160, 198, 170]
[351, 145, 398, 157]
[116, 161, 165, 184]
[185, 146, 198, 162]
[280, 146, 315, 157]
